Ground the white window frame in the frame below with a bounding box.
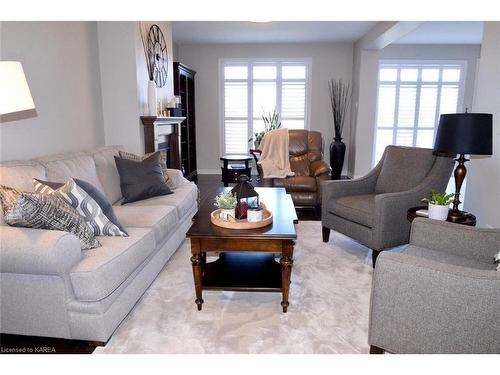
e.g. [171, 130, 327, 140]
[372, 59, 467, 166]
[219, 58, 312, 155]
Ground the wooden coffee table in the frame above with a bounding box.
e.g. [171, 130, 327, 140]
[186, 187, 298, 312]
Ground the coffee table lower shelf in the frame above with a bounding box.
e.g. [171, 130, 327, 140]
[203, 252, 282, 292]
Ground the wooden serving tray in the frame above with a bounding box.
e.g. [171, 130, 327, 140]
[211, 208, 273, 229]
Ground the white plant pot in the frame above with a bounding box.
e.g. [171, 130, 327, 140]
[428, 203, 449, 221]
[219, 208, 235, 221]
[147, 80, 157, 116]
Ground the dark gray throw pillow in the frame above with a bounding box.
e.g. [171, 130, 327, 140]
[33, 178, 128, 236]
[114, 152, 172, 205]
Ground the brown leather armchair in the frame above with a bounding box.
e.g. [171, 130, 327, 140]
[251, 129, 331, 208]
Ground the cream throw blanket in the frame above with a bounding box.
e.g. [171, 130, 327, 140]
[257, 128, 295, 179]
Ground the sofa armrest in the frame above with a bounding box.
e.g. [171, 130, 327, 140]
[0, 227, 81, 276]
[167, 168, 192, 188]
[410, 218, 500, 264]
[310, 160, 331, 177]
[369, 252, 500, 353]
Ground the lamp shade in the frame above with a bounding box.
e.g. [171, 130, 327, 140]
[0, 61, 35, 115]
[434, 113, 493, 155]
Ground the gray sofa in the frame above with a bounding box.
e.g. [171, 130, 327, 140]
[0, 146, 198, 343]
[321, 145, 454, 266]
[369, 218, 500, 354]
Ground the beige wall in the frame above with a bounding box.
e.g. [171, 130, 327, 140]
[464, 22, 500, 228]
[134, 22, 174, 115]
[0, 22, 104, 161]
[178, 42, 354, 173]
[98, 21, 174, 155]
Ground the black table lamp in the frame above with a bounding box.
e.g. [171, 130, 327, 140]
[434, 112, 493, 223]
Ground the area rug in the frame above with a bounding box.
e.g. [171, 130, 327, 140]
[95, 221, 376, 354]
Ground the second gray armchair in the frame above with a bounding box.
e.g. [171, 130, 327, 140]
[369, 218, 500, 353]
[321, 145, 454, 267]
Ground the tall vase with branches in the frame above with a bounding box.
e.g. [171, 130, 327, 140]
[328, 79, 352, 180]
[140, 22, 157, 116]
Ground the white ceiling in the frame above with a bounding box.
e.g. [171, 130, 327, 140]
[172, 21, 377, 44]
[394, 21, 483, 44]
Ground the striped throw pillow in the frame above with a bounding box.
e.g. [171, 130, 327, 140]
[34, 178, 127, 237]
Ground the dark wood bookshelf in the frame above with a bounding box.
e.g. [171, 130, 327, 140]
[173, 62, 197, 181]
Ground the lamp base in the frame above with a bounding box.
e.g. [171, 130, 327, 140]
[447, 209, 468, 223]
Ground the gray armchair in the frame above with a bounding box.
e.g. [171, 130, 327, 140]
[369, 218, 500, 354]
[321, 145, 454, 267]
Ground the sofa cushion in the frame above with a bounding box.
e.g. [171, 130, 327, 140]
[289, 154, 310, 176]
[35, 152, 105, 194]
[375, 146, 436, 194]
[118, 183, 197, 220]
[328, 194, 376, 228]
[0, 160, 46, 192]
[112, 204, 177, 245]
[404, 245, 496, 271]
[89, 146, 123, 204]
[273, 176, 316, 192]
[70, 227, 155, 301]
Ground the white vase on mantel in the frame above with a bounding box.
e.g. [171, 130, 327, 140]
[147, 80, 157, 116]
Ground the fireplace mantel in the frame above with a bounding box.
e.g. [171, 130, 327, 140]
[140, 116, 186, 170]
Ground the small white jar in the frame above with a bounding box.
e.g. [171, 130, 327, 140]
[219, 208, 235, 221]
[247, 207, 263, 222]
[428, 203, 449, 221]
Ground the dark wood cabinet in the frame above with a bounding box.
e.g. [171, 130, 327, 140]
[173, 62, 197, 181]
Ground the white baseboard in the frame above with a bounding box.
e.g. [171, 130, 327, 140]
[197, 169, 220, 175]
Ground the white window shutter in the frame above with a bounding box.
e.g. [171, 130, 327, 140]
[222, 60, 309, 154]
[374, 61, 466, 165]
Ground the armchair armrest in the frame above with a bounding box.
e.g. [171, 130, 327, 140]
[369, 252, 500, 353]
[310, 160, 331, 177]
[0, 227, 81, 276]
[410, 218, 500, 264]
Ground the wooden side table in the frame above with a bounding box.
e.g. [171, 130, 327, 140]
[220, 155, 252, 187]
[407, 206, 476, 226]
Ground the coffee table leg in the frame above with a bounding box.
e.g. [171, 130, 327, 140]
[190, 239, 204, 311]
[280, 244, 294, 313]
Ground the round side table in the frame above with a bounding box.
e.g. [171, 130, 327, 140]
[220, 155, 252, 187]
[407, 206, 476, 226]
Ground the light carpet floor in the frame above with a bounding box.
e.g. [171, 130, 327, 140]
[95, 221, 378, 354]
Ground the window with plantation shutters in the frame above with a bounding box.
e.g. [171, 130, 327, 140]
[373, 61, 466, 164]
[221, 59, 310, 155]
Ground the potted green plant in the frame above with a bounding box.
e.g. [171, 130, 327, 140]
[422, 191, 454, 221]
[250, 109, 281, 149]
[214, 191, 237, 221]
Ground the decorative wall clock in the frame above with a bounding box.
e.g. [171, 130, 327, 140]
[147, 24, 168, 88]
